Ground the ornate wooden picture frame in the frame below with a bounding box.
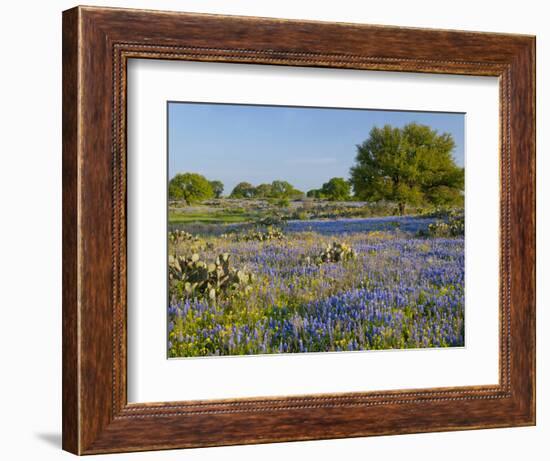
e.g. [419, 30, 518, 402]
[62, 5, 535, 455]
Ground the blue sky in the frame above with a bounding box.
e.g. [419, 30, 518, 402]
[168, 102, 464, 194]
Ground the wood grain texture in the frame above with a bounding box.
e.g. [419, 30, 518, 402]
[62, 7, 79, 454]
[62, 5, 536, 455]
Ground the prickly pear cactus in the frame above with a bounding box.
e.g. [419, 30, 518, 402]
[242, 226, 285, 242]
[317, 241, 357, 263]
[425, 211, 464, 237]
[222, 226, 285, 242]
[168, 230, 200, 245]
[169, 252, 255, 302]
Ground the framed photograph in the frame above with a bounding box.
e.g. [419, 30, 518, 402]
[62, 5, 535, 455]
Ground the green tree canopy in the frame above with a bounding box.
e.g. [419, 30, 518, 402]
[230, 182, 256, 199]
[168, 173, 214, 204]
[306, 189, 324, 199]
[350, 123, 464, 214]
[320, 177, 352, 201]
[254, 183, 273, 198]
[209, 180, 224, 198]
[270, 180, 304, 199]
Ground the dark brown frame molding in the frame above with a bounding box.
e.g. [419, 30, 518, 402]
[62, 5, 536, 455]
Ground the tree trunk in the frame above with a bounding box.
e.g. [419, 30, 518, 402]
[398, 202, 405, 215]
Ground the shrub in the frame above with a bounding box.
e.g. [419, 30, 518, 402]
[275, 198, 290, 208]
[295, 210, 311, 220]
[254, 214, 286, 228]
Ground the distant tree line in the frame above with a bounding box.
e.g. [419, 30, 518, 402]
[168, 175, 307, 203]
[230, 180, 304, 200]
[168, 123, 464, 213]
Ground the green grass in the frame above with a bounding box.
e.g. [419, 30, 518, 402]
[169, 211, 254, 224]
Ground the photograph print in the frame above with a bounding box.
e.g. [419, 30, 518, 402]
[167, 102, 465, 358]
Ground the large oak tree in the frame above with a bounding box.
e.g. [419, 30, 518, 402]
[350, 123, 464, 214]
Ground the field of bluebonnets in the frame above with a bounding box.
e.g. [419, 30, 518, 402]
[167, 200, 465, 357]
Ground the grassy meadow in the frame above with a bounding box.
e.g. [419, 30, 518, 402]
[167, 199, 465, 357]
